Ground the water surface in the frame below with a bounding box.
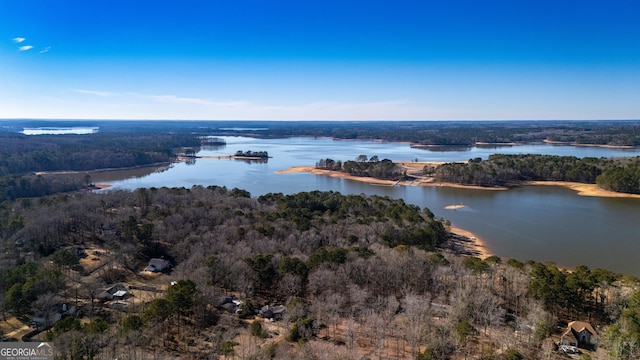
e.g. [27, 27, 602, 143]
[22, 127, 99, 135]
[97, 137, 640, 275]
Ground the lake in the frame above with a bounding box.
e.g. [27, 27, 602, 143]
[96, 136, 640, 275]
[21, 127, 99, 135]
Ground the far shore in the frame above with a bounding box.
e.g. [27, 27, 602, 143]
[270, 135, 637, 151]
[277, 163, 640, 199]
[33, 161, 171, 176]
[194, 155, 272, 160]
[542, 139, 636, 149]
[523, 181, 640, 199]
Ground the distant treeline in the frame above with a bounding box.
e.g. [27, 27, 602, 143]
[0, 132, 201, 201]
[317, 155, 406, 180]
[208, 120, 640, 147]
[5, 120, 640, 146]
[0, 133, 200, 175]
[0, 174, 90, 202]
[431, 154, 640, 194]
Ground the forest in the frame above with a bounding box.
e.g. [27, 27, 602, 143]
[0, 132, 201, 201]
[0, 133, 200, 175]
[0, 186, 639, 359]
[430, 154, 640, 194]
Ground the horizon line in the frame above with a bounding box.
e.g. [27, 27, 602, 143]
[2, 118, 640, 122]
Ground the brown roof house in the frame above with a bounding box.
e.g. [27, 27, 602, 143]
[560, 321, 597, 348]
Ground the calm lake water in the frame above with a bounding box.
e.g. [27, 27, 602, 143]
[22, 127, 99, 135]
[97, 137, 640, 276]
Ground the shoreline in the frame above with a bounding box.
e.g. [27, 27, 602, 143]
[449, 226, 493, 259]
[542, 139, 636, 149]
[277, 165, 640, 199]
[33, 161, 171, 176]
[196, 155, 272, 160]
[523, 181, 640, 199]
[276, 165, 509, 191]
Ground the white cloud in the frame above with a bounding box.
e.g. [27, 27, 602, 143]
[19, 45, 34, 51]
[39, 46, 51, 54]
[13, 37, 25, 43]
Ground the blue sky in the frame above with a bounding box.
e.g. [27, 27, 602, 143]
[1, 0, 639, 120]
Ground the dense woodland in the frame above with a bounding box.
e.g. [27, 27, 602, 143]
[0, 133, 199, 175]
[0, 187, 638, 359]
[0, 132, 200, 201]
[430, 154, 640, 194]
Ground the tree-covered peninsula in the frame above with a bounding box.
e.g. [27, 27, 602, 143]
[431, 154, 640, 194]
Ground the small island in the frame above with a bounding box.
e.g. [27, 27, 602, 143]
[234, 150, 270, 159]
[182, 150, 272, 163]
[317, 155, 406, 181]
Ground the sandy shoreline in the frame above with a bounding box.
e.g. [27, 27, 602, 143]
[277, 164, 509, 191]
[542, 139, 636, 149]
[276, 166, 401, 185]
[523, 181, 640, 198]
[278, 164, 640, 199]
[449, 226, 493, 259]
[196, 155, 272, 160]
[444, 204, 466, 210]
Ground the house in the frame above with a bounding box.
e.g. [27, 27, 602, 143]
[97, 284, 130, 302]
[32, 303, 74, 328]
[145, 258, 171, 272]
[560, 321, 597, 348]
[220, 303, 236, 313]
[259, 305, 286, 320]
[32, 312, 62, 328]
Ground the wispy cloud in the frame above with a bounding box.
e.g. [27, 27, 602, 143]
[13, 37, 25, 43]
[69, 89, 427, 120]
[39, 46, 51, 54]
[146, 94, 247, 107]
[74, 89, 245, 107]
[73, 89, 115, 96]
[19, 45, 34, 51]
